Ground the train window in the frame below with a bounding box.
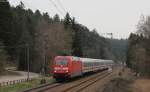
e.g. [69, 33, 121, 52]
[55, 60, 68, 66]
[96, 62, 99, 66]
[73, 57, 80, 61]
[85, 62, 89, 67]
[86, 63, 88, 67]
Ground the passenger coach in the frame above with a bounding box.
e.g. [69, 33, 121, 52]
[52, 56, 114, 81]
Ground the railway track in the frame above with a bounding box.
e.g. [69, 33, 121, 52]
[61, 71, 111, 92]
[21, 70, 111, 92]
[21, 82, 62, 92]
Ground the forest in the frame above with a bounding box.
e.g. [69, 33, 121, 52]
[1, 1, 127, 74]
[127, 15, 150, 76]
[108, 38, 128, 63]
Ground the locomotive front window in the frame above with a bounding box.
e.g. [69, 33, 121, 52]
[55, 60, 68, 66]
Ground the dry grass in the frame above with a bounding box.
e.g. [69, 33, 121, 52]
[96, 68, 134, 92]
[0, 77, 53, 92]
[133, 79, 150, 92]
[101, 77, 132, 92]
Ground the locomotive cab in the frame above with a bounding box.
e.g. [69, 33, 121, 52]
[52, 56, 82, 81]
[53, 57, 71, 80]
[54, 59, 69, 73]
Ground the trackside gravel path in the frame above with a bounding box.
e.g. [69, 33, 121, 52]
[0, 71, 40, 83]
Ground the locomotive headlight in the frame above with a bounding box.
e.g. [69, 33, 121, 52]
[62, 67, 68, 72]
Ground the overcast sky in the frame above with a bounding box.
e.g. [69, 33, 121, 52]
[8, 0, 150, 39]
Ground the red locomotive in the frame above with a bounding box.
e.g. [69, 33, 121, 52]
[52, 56, 114, 81]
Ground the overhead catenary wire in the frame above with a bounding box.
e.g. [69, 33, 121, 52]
[49, 0, 65, 16]
[56, 0, 67, 14]
[49, 0, 75, 19]
[48, 0, 65, 17]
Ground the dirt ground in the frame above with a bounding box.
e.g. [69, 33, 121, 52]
[97, 67, 150, 92]
[81, 67, 125, 92]
[96, 67, 135, 92]
[133, 79, 150, 92]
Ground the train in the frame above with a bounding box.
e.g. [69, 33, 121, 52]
[52, 56, 114, 81]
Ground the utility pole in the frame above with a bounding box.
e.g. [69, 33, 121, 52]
[27, 44, 30, 81]
[44, 35, 48, 76]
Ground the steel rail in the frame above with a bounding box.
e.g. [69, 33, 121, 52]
[76, 72, 111, 92]
[21, 82, 62, 92]
[61, 71, 110, 92]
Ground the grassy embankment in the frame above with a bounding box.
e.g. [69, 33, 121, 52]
[0, 77, 54, 92]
